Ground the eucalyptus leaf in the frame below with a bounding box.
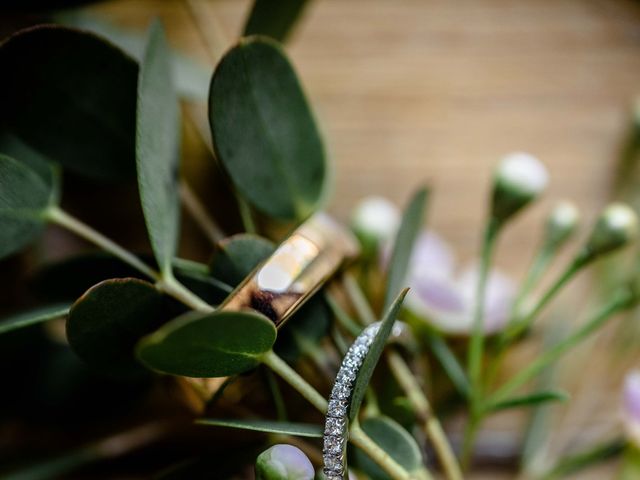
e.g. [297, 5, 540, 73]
[384, 187, 428, 311]
[136, 20, 181, 275]
[208, 37, 326, 221]
[210, 234, 275, 285]
[351, 416, 423, 480]
[0, 25, 138, 180]
[55, 11, 211, 101]
[66, 278, 172, 377]
[349, 289, 409, 421]
[136, 310, 277, 378]
[0, 154, 57, 259]
[196, 418, 322, 438]
[243, 0, 310, 42]
[0, 304, 70, 336]
[486, 389, 569, 413]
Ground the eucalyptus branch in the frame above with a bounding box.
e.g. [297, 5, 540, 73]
[46, 206, 158, 280]
[45, 206, 213, 313]
[179, 180, 224, 243]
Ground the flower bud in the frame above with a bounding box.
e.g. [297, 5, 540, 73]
[544, 201, 580, 248]
[623, 371, 640, 449]
[491, 152, 549, 224]
[256, 444, 314, 480]
[351, 196, 400, 255]
[582, 203, 639, 261]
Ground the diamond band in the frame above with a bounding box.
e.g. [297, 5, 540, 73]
[322, 322, 380, 479]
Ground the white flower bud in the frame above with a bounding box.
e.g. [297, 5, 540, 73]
[256, 444, 314, 480]
[583, 203, 639, 260]
[491, 152, 549, 224]
[544, 200, 580, 248]
[351, 196, 400, 253]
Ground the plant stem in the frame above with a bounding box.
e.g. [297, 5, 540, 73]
[261, 350, 328, 412]
[467, 220, 498, 398]
[489, 288, 635, 405]
[387, 350, 463, 480]
[46, 206, 158, 280]
[350, 421, 419, 480]
[511, 246, 554, 319]
[325, 291, 362, 336]
[501, 255, 586, 345]
[46, 206, 213, 313]
[159, 272, 215, 312]
[462, 220, 499, 467]
[237, 194, 257, 234]
[343, 271, 377, 324]
[179, 180, 224, 244]
[261, 350, 417, 480]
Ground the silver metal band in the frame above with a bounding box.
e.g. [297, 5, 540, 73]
[323, 322, 381, 479]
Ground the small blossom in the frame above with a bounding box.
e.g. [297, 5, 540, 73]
[623, 371, 640, 448]
[583, 203, 639, 260]
[400, 231, 516, 335]
[351, 196, 401, 254]
[491, 152, 549, 224]
[255, 444, 314, 480]
[544, 200, 580, 248]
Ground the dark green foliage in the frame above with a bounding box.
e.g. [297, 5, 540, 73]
[209, 37, 326, 221]
[0, 26, 138, 180]
[66, 278, 172, 377]
[0, 154, 57, 259]
[136, 310, 277, 378]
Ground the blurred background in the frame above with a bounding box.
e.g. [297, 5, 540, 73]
[1, 1, 640, 478]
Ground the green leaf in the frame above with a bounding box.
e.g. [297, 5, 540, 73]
[243, 0, 310, 42]
[210, 234, 275, 285]
[425, 332, 471, 399]
[0, 154, 57, 259]
[351, 416, 423, 480]
[486, 389, 569, 413]
[136, 20, 181, 275]
[55, 11, 211, 102]
[196, 418, 322, 437]
[0, 304, 70, 335]
[0, 25, 138, 180]
[136, 310, 277, 377]
[383, 187, 428, 311]
[66, 278, 171, 377]
[349, 289, 409, 421]
[208, 37, 326, 221]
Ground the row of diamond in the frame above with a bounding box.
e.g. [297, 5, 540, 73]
[323, 322, 381, 480]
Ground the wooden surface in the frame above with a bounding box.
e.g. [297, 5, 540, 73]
[18, 1, 640, 477]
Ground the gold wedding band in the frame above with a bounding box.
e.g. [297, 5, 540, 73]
[220, 212, 360, 328]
